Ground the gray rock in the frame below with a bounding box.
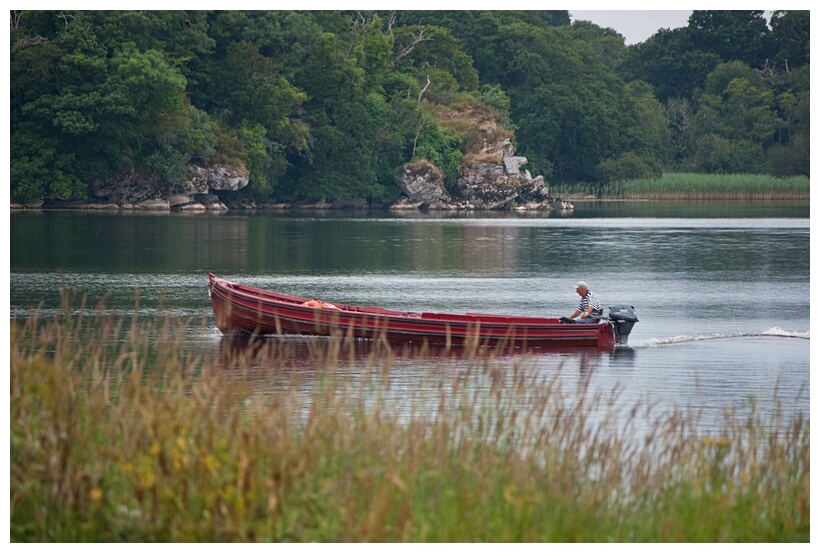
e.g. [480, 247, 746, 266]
[169, 194, 192, 207]
[389, 198, 425, 210]
[139, 199, 170, 210]
[10, 199, 44, 209]
[502, 156, 529, 176]
[391, 139, 550, 211]
[395, 162, 450, 203]
[174, 202, 206, 212]
[185, 164, 249, 193]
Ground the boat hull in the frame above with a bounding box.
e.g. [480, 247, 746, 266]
[208, 274, 620, 350]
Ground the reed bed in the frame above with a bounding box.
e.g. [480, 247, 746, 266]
[10, 305, 810, 542]
[617, 173, 809, 200]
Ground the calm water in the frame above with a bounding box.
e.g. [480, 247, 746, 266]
[9, 201, 810, 430]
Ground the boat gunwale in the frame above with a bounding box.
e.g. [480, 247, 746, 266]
[209, 274, 582, 329]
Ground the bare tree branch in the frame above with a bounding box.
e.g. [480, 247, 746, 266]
[11, 10, 24, 30]
[10, 11, 49, 55]
[411, 118, 426, 160]
[393, 23, 431, 64]
[58, 13, 75, 31]
[664, 98, 692, 156]
[386, 11, 397, 34]
[418, 74, 431, 104]
[11, 35, 48, 54]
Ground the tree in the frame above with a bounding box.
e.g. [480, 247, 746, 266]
[766, 88, 809, 177]
[283, 32, 386, 201]
[619, 81, 668, 170]
[498, 23, 644, 184]
[11, 123, 85, 202]
[690, 134, 763, 174]
[392, 11, 570, 86]
[568, 19, 628, 66]
[664, 97, 696, 165]
[11, 14, 117, 196]
[688, 10, 773, 68]
[391, 25, 479, 94]
[208, 41, 308, 188]
[685, 62, 781, 174]
[768, 10, 810, 71]
[702, 60, 765, 96]
[696, 63, 778, 147]
[105, 42, 190, 184]
[8, 9, 811, 204]
[619, 28, 721, 103]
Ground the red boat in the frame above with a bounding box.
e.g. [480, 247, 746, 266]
[208, 274, 638, 350]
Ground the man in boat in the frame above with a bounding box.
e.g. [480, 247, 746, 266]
[567, 281, 602, 323]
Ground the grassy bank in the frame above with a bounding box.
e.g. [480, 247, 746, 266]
[10, 308, 810, 542]
[618, 173, 809, 200]
[552, 173, 810, 200]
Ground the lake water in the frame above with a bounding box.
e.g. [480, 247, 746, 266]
[9, 201, 810, 431]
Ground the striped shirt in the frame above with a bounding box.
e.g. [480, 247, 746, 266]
[578, 290, 602, 315]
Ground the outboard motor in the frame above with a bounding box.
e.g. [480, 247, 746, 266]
[608, 305, 638, 345]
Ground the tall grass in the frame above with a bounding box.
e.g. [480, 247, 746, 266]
[549, 173, 809, 200]
[617, 173, 809, 200]
[10, 305, 810, 542]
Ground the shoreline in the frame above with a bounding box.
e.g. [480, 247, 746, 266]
[9, 195, 810, 212]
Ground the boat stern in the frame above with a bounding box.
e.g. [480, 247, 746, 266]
[608, 305, 638, 345]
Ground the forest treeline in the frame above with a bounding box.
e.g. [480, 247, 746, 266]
[10, 10, 810, 204]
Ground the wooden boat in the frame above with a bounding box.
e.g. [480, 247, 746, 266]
[208, 274, 638, 350]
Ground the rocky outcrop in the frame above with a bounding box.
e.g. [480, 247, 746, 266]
[391, 139, 551, 211]
[393, 161, 452, 209]
[128, 198, 171, 210]
[10, 199, 45, 209]
[185, 164, 249, 194]
[27, 163, 245, 211]
[13, 132, 551, 212]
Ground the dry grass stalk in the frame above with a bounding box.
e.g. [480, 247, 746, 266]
[10, 304, 810, 542]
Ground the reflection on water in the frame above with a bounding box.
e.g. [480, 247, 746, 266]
[208, 332, 803, 434]
[211, 334, 637, 434]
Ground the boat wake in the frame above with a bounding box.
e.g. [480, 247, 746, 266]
[633, 327, 809, 348]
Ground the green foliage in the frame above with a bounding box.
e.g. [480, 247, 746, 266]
[8, 9, 811, 203]
[478, 84, 515, 130]
[622, 81, 668, 164]
[620, 29, 722, 104]
[11, 126, 86, 202]
[769, 10, 810, 69]
[690, 135, 764, 174]
[144, 141, 187, 188]
[239, 121, 276, 189]
[393, 25, 480, 93]
[766, 93, 809, 177]
[689, 10, 773, 68]
[598, 152, 660, 187]
[619, 172, 809, 199]
[413, 125, 463, 188]
[111, 42, 187, 115]
[178, 105, 217, 163]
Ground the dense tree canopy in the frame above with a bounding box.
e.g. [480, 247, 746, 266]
[10, 9, 810, 203]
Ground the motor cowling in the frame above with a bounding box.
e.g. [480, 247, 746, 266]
[608, 305, 638, 345]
